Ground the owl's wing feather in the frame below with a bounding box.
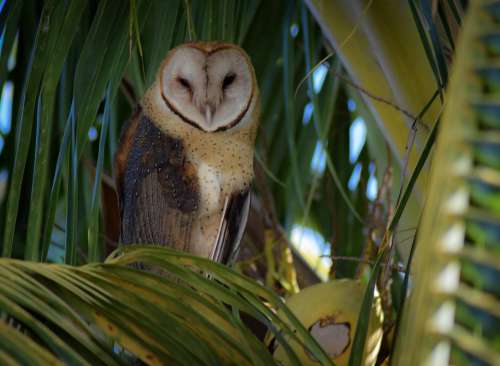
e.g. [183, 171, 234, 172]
[115, 110, 199, 250]
[210, 190, 251, 264]
[115, 106, 141, 200]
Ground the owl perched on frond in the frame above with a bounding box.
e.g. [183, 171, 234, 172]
[115, 42, 260, 264]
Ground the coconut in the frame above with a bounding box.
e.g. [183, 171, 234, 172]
[269, 279, 384, 366]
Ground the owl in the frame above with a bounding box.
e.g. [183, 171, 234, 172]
[115, 42, 260, 264]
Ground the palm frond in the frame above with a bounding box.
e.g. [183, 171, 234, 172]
[0, 246, 334, 366]
[393, 1, 500, 364]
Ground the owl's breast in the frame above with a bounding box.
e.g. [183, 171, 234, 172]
[196, 161, 223, 215]
[189, 139, 254, 216]
[193, 161, 250, 215]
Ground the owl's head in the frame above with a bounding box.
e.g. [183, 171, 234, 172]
[158, 42, 257, 133]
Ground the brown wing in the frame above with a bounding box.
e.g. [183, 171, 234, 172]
[115, 109, 199, 249]
[210, 190, 251, 264]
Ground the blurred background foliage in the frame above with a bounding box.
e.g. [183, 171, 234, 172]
[7, 0, 499, 365]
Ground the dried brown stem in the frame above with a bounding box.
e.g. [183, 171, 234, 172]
[325, 255, 407, 273]
[332, 71, 430, 131]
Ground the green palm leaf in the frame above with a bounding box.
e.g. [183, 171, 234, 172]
[0, 246, 334, 366]
[393, 1, 500, 364]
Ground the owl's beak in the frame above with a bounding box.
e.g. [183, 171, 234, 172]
[203, 104, 215, 125]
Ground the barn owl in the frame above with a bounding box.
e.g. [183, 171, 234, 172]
[115, 42, 260, 264]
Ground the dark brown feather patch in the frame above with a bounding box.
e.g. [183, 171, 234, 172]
[116, 113, 199, 249]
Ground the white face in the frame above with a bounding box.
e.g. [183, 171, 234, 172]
[160, 45, 254, 132]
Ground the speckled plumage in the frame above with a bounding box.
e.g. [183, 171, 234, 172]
[115, 42, 260, 263]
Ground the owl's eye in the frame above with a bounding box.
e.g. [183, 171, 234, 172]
[222, 73, 236, 90]
[177, 77, 191, 90]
